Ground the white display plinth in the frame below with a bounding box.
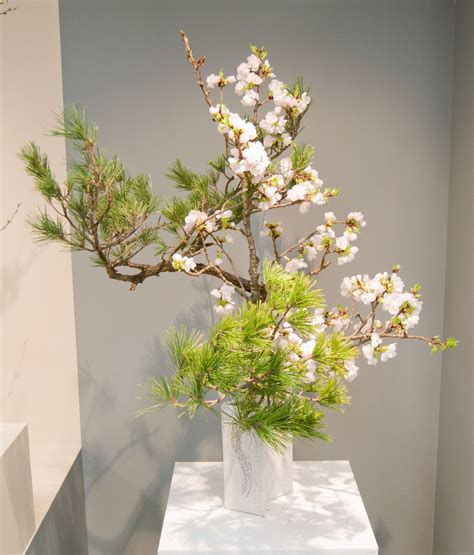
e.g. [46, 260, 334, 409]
[0, 423, 36, 554]
[158, 461, 378, 554]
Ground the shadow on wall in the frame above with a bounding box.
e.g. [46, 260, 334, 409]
[77, 276, 223, 554]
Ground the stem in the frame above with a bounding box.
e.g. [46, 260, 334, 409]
[242, 175, 261, 302]
[180, 31, 213, 108]
[0, 203, 21, 231]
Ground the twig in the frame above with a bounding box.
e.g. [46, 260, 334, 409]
[0, 203, 21, 231]
[1, 7, 17, 15]
[180, 31, 213, 108]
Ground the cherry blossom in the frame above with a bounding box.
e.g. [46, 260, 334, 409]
[344, 360, 359, 382]
[183, 209, 217, 235]
[285, 257, 308, 273]
[172, 253, 196, 273]
[260, 221, 283, 238]
[211, 283, 236, 315]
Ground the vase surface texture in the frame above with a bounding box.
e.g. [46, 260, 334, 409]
[221, 403, 293, 516]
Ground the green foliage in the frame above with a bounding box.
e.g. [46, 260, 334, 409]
[28, 211, 65, 244]
[20, 142, 61, 200]
[229, 397, 328, 452]
[264, 261, 324, 314]
[290, 144, 316, 173]
[313, 333, 359, 375]
[141, 262, 355, 450]
[20, 105, 162, 255]
[286, 77, 309, 99]
[50, 104, 97, 146]
[431, 336, 459, 353]
[208, 154, 227, 174]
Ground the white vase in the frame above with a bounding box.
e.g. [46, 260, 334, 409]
[221, 403, 293, 516]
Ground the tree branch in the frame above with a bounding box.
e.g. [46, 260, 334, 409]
[180, 31, 213, 108]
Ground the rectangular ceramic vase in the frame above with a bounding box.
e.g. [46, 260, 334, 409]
[221, 403, 293, 516]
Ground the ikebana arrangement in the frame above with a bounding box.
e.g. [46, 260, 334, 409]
[21, 32, 456, 515]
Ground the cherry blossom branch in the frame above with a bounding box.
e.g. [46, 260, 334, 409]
[180, 31, 213, 108]
[208, 231, 249, 297]
[350, 331, 440, 347]
[309, 247, 331, 276]
[242, 175, 262, 302]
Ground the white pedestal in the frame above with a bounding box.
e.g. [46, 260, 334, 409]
[0, 423, 36, 554]
[158, 461, 378, 554]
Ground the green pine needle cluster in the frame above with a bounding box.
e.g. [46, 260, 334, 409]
[141, 262, 354, 451]
[19, 105, 247, 274]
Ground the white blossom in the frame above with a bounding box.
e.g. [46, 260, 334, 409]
[234, 55, 264, 107]
[343, 211, 366, 241]
[258, 176, 283, 210]
[214, 209, 233, 224]
[344, 359, 359, 382]
[382, 291, 422, 329]
[184, 209, 217, 235]
[242, 89, 259, 107]
[311, 308, 327, 334]
[206, 74, 219, 88]
[362, 338, 397, 365]
[303, 360, 317, 383]
[285, 258, 308, 273]
[259, 107, 287, 135]
[211, 283, 236, 315]
[210, 106, 257, 145]
[269, 79, 311, 115]
[304, 243, 318, 261]
[337, 245, 359, 265]
[247, 53, 261, 71]
[370, 333, 382, 348]
[380, 343, 397, 362]
[172, 253, 196, 273]
[236, 62, 250, 81]
[206, 73, 236, 89]
[275, 322, 302, 348]
[335, 236, 349, 251]
[340, 274, 385, 305]
[362, 344, 377, 365]
[287, 182, 312, 202]
[325, 211, 336, 224]
[279, 157, 294, 180]
[330, 312, 351, 332]
[229, 141, 270, 179]
[300, 339, 316, 359]
[209, 103, 230, 118]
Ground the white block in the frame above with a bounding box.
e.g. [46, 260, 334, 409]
[158, 461, 378, 554]
[0, 423, 36, 554]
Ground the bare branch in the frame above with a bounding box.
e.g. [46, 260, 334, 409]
[1, 6, 17, 16]
[0, 203, 21, 231]
[180, 31, 213, 108]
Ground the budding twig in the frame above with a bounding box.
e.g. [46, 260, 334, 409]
[180, 31, 213, 108]
[0, 203, 21, 231]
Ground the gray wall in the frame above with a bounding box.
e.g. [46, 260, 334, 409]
[433, 1, 473, 553]
[58, 1, 455, 553]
